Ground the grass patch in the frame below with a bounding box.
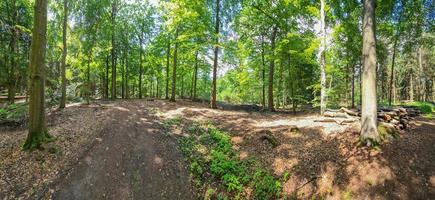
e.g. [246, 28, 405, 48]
[176, 121, 283, 199]
[404, 101, 434, 115]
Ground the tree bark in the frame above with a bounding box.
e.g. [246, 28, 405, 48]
[268, 26, 278, 111]
[351, 64, 355, 108]
[410, 68, 414, 101]
[319, 0, 327, 114]
[165, 38, 170, 100]
[86, 55, 91, 104]
[261, 35, 266, 109]
[139, 33, 143, 99]
[192, 50, 198, 100]
[105, 55, 109, 99]
[23, 0, 52, 150]
[111, 0, 117, 100]
[388, 37, 398, 106]
[170, 29, 179, 102]
[59, 0, 68, 109]
[211, 0, 220, 109]
[360, 0, 379, 146]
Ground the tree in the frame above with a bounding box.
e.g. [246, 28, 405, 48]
[360, 0, 379, 145]
[268, 25, 277, 111]
[170, 29, 179, 102]
[59, 0, 68, 108]
[319, 0, 327, 114]
[23, 0, 52, 150]
[111, 0, 118, 99]
[210, 0, 220, 109]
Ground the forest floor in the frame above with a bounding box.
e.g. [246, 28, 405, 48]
[0, 99, 434, 199]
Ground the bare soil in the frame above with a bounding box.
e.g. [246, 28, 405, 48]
[1, 99, 434, 200]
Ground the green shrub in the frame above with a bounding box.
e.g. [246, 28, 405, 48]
[0, 103, 28, 121]
[252, 170, 282, 200]
[176, 122, 283, 199]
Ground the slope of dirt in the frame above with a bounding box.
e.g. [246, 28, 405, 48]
[153, 100, 435, 200]
[50, 100, 196, 199]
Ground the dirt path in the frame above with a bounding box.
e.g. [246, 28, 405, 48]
[51, 101, 195, 200]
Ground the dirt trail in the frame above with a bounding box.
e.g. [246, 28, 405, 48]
[51, 101, 195, 200]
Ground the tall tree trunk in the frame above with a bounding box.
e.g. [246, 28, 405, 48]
[211, 0, 220, 109]
[7, 30, 17, 104]
[170, 29, 179, 102]
[125, 48, 129, 98]
[388, 37, 398, 106]
[261, 35, 266, 109]
[156, 76, 159, 98]
[59, 0, 68, 108]
[268, 26, 278, 111]
[278, 58, 283, 108]
[319, 0, 327, 114]
[121, 53, 125, 99]
[165, 39, 170, 99]
[86, 56, 91, 104]
[192, 50, 198, 100]
[360, 0, 379, 146]
[111, 0, 117, 100]
[181, 75, 184, 98]
[410, 69, 414, 101]
[139, 34, 143, 99]
[23, 0, 51, 150]
[351, 64, 355, 108]
[105, 55, 109, 99]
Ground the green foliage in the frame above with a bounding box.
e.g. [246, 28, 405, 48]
[175, 122, 283, 199]
[163, 116, 183, 128]
[0, 103, 27, 122]
[404, 101, 435, 115]
[252, 170, 282, 200]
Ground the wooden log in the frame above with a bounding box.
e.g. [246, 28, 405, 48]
[323, 111, 349, 118]
[340, 107, 359, 116]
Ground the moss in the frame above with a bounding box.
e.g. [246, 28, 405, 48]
[22, 130, 56, 151]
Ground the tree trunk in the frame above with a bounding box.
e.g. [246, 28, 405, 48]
[139, 34, 143, 99]
[388, 37, 398, 106]
[165, 38, 170, 100]
[319, 0, 327, 114]
[170, 29, 179, 102]
[105, 55, 109, 99]
[261, 35, 266, 109]
[111, 0, 117, 100]
[121, 53, 125, 99]
[410, 68, 414, 101]
[23, 0, 52, 150]
[7, 30, 17, 105]
[211, 0, 220, 109]
[86, 56, 91, 104]
[125, 48, 129, 98]
[360, 0, 379, 146]
[351, 64, 355, 108]
[59, 0, 68, 108]
[192, 50, 198, 100]
[268, 26, 278, 111]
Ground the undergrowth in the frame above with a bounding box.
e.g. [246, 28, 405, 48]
[404, 101, 434, 119]
[169, 118, 283, 199]
[0, 103, 28, 122]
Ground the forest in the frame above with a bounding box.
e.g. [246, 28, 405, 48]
[0, 0, 434, 199]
